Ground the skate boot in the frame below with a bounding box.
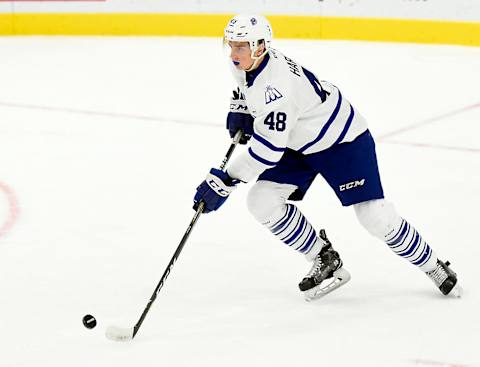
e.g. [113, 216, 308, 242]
[426, 260, 463, 298]
[299, 229, 351, 301]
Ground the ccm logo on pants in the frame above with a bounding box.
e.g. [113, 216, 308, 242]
[339, 179, 365, 191]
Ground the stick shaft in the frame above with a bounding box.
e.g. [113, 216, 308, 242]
[132, 130, 243, 338]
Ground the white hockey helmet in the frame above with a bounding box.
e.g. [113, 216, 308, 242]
[224, 14, 273, 58]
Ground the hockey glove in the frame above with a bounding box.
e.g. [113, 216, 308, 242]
[227, 88, 254, 144]
[193, 168, 240, 213]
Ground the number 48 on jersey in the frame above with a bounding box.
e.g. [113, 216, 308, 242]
[264, 111, 287, 132]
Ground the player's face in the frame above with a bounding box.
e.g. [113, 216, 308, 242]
[228, 41, 255, 71]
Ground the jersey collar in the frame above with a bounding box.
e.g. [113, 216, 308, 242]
[246, 53, 270, 88]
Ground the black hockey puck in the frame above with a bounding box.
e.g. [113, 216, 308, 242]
[82, 314, 97, 329]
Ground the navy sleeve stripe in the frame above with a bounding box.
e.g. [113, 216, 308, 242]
[298, 91, 343, 153]
[333, 104, 355, 146]
[302, 67, 327, 102]
[253, 133, 286, 152]
[248, 148, 278, 166]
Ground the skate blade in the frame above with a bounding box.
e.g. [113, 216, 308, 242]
[449, 283, 463, 298]
[303, 268, 351, 302]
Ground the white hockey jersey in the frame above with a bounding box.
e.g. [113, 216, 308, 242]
[227, 48, 368, 183]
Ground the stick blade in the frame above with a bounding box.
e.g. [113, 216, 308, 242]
[105, 326, 134, 342]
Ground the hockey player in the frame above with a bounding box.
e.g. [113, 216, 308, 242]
[193, 14, 462, 300]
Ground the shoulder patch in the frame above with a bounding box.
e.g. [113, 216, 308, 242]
[264, 85, 283, 105]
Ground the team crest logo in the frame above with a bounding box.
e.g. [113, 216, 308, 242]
[264, 85, 283, 104]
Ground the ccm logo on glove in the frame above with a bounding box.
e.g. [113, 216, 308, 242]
[207, 179, 231, 197]
[193, 168, 240, 213]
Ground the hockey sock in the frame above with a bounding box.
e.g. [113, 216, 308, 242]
[355, 200, 438, 273]
[385, 219, 437, 272]
[266, 203, 321, 258]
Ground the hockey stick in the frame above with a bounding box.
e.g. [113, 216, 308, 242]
[105, 130, 243, 341]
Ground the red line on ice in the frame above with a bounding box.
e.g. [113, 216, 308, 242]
[378, 102, 480, 140]
[0, 101, 219, 128]
[0, 1, 105, 2]
[0, 181, 19, 238]
[383, 140, 480, 153]
[410, 358, 468, 367]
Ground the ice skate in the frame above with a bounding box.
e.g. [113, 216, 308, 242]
[299, 230, 351, 301]
[426, 260, 463, 298]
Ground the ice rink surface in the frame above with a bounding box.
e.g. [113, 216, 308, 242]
[0, 36, 479, 367]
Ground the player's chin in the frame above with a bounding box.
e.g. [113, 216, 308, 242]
[232, 61, 244, 70]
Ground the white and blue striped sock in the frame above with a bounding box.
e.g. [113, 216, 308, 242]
[266, 204, 320, 257]
[385, 219, 437, 272]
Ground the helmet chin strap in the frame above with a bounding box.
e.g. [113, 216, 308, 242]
[245, 47, 268, 72]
